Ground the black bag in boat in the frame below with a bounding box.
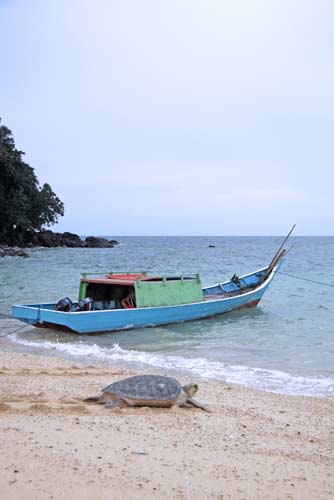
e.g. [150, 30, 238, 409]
[55, 297, 73, 312]
[71, 297, 93, 312]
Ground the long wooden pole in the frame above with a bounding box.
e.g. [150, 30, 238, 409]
[267, 224, 296, 273]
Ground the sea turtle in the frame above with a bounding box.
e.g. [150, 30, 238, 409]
[84, 374, 210, 412]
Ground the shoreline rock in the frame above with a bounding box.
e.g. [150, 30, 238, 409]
[0, 231, 119, 256]
[31, 230, 119, 248]
[0, 247, 29, 258]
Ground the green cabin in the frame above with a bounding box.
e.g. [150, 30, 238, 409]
[78, 272, 203, 310]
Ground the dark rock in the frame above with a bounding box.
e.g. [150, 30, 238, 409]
[35, 230, 86, 248]
[85, 236, 115, 248]
[62, 237, 86, 248]
[36, 230, 63, 247]
[62, 232, 81, 241]
[0, 246, 29, 257]
[15, 249, 29, 257]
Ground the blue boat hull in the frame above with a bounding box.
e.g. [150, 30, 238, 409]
[12, 265, 280, 334]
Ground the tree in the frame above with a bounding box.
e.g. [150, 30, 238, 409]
[0, 119, 64, 245]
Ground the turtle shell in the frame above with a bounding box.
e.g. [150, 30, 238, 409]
[103, 375, 182, 402]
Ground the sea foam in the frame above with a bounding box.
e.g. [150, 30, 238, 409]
[11, 334, 334, 399]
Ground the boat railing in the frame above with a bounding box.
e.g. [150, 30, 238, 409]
[134, 273, 201, 286]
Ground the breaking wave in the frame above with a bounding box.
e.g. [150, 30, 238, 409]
[11, 334, 334, 399]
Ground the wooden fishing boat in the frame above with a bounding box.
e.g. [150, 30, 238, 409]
[11, 238, 289, 334]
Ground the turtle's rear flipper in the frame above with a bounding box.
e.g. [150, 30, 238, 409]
[105, 399, 127, 410]
[186, 398, 211, 412]
[83, 396, 102, 403]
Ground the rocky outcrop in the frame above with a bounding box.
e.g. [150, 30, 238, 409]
[32, 230, 86, 248]
[32, 230, 119, 248]
[0, 231, 119, 255]
[0, 246, 29, 257]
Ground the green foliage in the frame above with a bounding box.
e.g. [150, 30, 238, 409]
[0, 119, 64, 244]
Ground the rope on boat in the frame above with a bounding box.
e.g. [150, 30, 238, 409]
[278, 271, 334, 288]
[0, 323, 32, 338]
[0, 306, 40, 338]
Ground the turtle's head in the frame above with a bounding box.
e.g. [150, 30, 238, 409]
[183, 383, 198, 397]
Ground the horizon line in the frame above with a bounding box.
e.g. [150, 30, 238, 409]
[76, 234, 334, 238]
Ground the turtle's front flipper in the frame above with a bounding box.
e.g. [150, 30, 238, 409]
[105, 399, 127, 410]
[186, 398, 211, 412]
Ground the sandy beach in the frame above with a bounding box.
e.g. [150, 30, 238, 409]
[0, 350, 332, 499]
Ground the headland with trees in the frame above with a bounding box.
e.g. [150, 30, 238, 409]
[0, 119, 118, 256]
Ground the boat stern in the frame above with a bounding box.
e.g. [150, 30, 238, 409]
[12, 303, 54, 326]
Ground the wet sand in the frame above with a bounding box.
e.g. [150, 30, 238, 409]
[0, 350, 333, 500]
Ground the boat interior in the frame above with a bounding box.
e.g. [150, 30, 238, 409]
[52, 268, 269, 312]
[202, 269, 268, 300]
[86, 282, 135, 310]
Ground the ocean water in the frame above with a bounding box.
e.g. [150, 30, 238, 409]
[1, 236, 334, 398]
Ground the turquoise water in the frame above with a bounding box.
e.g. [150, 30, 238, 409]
[1, 236, 334, 397]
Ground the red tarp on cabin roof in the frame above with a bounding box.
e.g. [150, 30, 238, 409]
[107, 273, 148, 280]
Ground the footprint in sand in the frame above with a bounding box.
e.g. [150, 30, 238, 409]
[27, 402, 91, 415]
[0, 402, 12, 412]
[61, 404, 90, 415]
[28, 403, 52, 413]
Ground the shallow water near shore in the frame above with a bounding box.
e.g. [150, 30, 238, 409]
[1, 236, 334, 397]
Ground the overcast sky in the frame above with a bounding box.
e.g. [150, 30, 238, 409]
[1, 0, 333, 235]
